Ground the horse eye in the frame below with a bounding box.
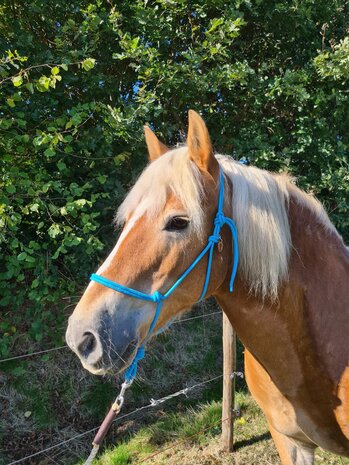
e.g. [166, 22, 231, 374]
[165, 216, 190, 232]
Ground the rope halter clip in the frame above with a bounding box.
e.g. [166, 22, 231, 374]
[112, 380, 132, 413]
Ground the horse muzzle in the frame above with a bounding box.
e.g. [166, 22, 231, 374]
[65, 309, 139, 375]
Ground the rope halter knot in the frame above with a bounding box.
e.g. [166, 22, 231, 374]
[208, 233, 221, 244]
[151, 291, 164, 303]
[214, 211, 226, 227]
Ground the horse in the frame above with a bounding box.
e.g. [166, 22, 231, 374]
[66, 110, 349, 465]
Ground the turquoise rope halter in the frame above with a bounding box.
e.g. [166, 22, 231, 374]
[90, 168, 238, 383]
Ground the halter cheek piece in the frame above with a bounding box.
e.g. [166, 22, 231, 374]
[90, 168, 238, 383]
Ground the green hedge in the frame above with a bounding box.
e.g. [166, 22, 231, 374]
[0, 0, 348, 355]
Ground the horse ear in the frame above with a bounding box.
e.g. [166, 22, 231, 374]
[144, 125, 169, 161]
[187, 110, 218, 176]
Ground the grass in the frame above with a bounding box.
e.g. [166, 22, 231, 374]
[75, 392, 349, 465]
[91, 401, 222, 465]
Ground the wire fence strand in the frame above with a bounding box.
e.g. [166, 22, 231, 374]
[0, 311, 222, 364]
[0, 345, 68, 364]
[6, 374, 224, 465]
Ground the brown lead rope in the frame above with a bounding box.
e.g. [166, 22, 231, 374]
[83, 380, 132, 465]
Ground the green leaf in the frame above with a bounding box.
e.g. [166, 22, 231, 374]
[82, 58, 96, 71]
[51, 66, 60, 75]
[12, 75, 23, 87]
[48, 224, 61, 238]
[44, 148, 56, 157]
[64, 145, 73, 153]
[6, 98, 15, 108]
[75, 199, 87, 207]
[37, 75, 51, 92]
[57, 161, 66, 171]
[6, 185, 16, 194]
[30, 203, 40, 213]
[26, 82, 34, 93]
[17, 252, 27, 261]
[130, 37, 140, 50]
[61, 63, 68, 71]
[97, 175, 107, 184]
[207, 17, 224, 34]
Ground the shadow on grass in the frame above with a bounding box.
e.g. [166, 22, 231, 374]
[234, 432, 271, 450]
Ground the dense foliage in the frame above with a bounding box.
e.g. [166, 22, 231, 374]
[1, 0, 348, 355]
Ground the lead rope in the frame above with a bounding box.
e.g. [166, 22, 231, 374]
[83, 380, 131, 465]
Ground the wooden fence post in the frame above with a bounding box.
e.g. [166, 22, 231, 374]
[222, 312, 236, 452]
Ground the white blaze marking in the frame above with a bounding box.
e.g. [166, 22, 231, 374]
[86, 212, 142, 290]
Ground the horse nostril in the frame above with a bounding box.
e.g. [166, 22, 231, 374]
[78, 332, 97, 359]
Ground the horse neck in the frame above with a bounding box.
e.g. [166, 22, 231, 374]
[215, 189, 349, 387]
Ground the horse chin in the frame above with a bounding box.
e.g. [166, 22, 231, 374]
[81, 361, 110, 376]
[81, 338, 140, 377]
[81, 360, 125, 376]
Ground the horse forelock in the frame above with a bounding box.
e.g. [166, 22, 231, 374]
[115, 146, 205, 235]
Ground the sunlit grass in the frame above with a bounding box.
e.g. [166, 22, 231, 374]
[79, 392, 349, 465]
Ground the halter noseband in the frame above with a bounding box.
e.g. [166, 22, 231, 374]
[90, 168, 238, 383]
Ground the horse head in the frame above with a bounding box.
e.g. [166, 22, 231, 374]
[66, 111, 232, 375]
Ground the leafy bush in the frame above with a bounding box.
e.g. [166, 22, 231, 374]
[1, 0, 348, 355]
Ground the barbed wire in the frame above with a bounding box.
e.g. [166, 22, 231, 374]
[0, 311, 222, 364]
[6, 374, 224, 465]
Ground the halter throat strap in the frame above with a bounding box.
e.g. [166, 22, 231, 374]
[90, 167, 238, 383]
